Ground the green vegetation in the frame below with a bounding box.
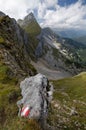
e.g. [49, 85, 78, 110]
[48, 73, 86, 129]
[24, 21, 41, 37]
[0, 61, 40, 130]
[62, 37, 86, 69]
[78, 49, 86, 65]
[52, 47, 59, 60]
[23, 21, 41, 52]
[0, 36, 5, 44]
[53, 72, 86, 101]
[0, 15, 41, 129]
[0, 117, 41, 130]
[0, 61, 19, 127]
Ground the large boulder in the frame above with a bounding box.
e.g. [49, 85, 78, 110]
[17, 73, 53, 120]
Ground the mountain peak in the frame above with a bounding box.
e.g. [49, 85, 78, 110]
[28, 12, 34, 17]
[17, 12, 36, 27]
[24, 12, 36, 22]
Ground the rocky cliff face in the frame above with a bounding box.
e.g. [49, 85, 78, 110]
[0, 14, 36, 80]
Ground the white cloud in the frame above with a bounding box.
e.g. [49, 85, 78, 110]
[0, 0, 40, 19]
[43, 0, 57, 8]
[37, 0, 57, 19]
[38, 2, 46, 18]
[40, 0, 86, 30]
[0, 0, 86, 30]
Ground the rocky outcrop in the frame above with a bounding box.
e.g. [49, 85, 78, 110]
[17, 73, 53, 120]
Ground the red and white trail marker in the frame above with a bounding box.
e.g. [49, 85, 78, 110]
[21, 106, 30, 117]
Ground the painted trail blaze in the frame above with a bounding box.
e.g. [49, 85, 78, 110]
[21, 106, 30, 117]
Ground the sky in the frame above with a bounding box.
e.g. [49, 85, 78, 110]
[0, 0, 86, 30]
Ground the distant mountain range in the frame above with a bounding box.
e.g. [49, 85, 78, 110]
[53, 28, 86, 39]
[74, 35, 86, 45]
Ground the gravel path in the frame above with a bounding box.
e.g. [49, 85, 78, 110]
[32, 59, 72, 80]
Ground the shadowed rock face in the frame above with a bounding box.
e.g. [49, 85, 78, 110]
[0, 14, 37, 80]
[17, 73, 53, 120]
[0, 11, 5, 16]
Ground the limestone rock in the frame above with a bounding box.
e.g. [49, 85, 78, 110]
[17, 73, 53, 120]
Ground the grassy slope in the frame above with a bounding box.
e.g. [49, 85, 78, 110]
[0, 36, 5, 43]
[0, 60, 41, 130]
[24, 21, 41, 37]
[48, 72, 86, 130]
